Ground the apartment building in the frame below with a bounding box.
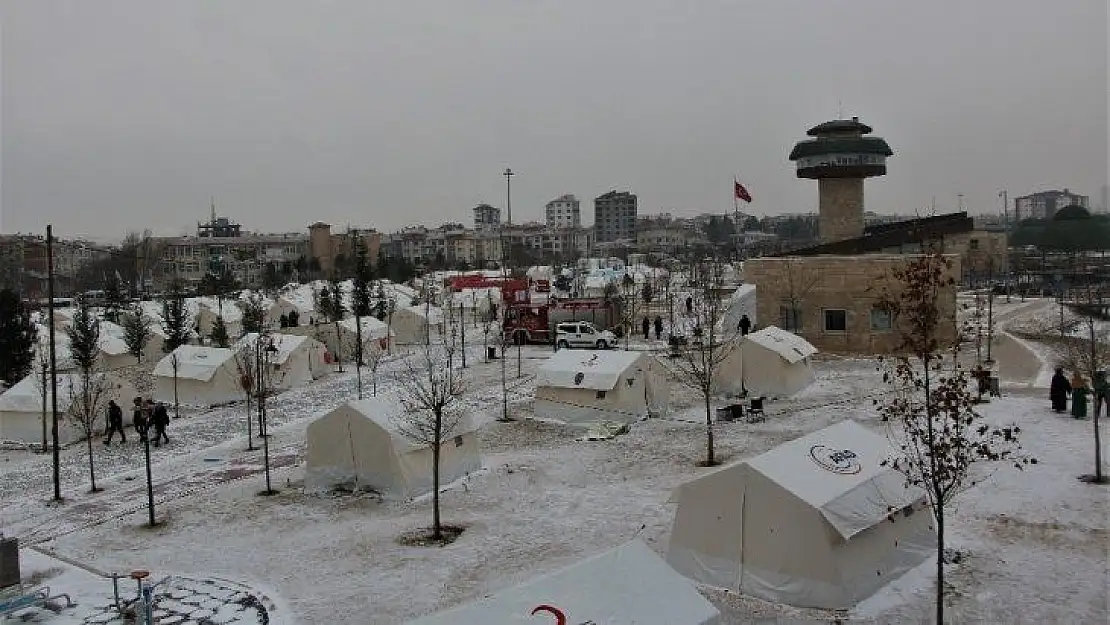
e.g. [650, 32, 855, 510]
[1014, 189, 1088, 221]
[545, 194, 581, 229]
[593, 191, 638, 243]
[473, 204, 501, 232]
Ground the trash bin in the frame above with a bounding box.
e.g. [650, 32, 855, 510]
[0, 537, 19, 590]
[715, 407, 734, 423]
[487, 346, 498, 360]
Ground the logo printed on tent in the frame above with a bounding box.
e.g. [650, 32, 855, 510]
[809, 445, 861, 474]
[530, 604, 596, 625]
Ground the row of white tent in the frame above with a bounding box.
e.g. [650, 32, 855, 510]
[395, 420, 933, 622]
[532, 325, 818, 427]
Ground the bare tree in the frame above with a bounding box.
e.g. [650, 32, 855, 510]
[780, 258, 820, 332]
[392, 343, 466, 542]
[659, 259, 738, 466]
[233, 344, 259, 451]
[875, 251, 1033, 624]
[365, 340, 385, 396]
[1057, 281, 1110, 484]
[65, 371, 121, 493]
[31, 348, 51, 453]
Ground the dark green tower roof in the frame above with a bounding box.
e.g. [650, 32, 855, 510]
[806, 118, 873, 136]
[788, 137, 893, 160]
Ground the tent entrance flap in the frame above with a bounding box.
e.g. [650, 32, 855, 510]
[817, 476, 926, 540]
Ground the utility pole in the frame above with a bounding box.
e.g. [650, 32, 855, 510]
[504, 167, 522, 379]
[498, 168, 512, 422]
[46, 225, 62, 502]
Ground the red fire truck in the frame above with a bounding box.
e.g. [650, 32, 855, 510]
[502, 283, 620, 345]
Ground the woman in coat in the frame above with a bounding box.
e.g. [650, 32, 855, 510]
[1070, 372, 1089, 419]
[1050, 367, 1071, 413]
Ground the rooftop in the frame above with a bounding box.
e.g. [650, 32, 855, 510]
[806, 116, 873, 136]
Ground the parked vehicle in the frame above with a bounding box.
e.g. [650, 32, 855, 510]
[555, 321, 616, 350]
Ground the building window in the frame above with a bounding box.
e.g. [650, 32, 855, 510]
[779, 305, 802, 331]
[823, 309, 847, 332]
[870, 307, 892, 331]
[969, 238, 979, 250]
[596, 390, 607, 399]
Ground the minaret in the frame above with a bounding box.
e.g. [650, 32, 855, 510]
[211, 196, 217, 223]
[789, 116, 892, 244]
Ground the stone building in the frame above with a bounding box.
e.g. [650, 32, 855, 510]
[744, 254, 961, 354]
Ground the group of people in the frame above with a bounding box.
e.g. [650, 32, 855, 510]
[103, 397, 172, 447]
[637, 314, 753, 340]
[1050, 368, 1109, 419]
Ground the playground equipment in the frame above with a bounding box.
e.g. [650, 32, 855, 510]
[0, 536, 75, 621]
[109, 569, 171, 625]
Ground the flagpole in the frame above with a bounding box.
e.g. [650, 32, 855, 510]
[733, 178, 741, 260]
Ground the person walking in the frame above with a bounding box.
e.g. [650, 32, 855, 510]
[1093, 370, 1108, 420]
[1050, 367, 1071, 413]
[1070, 372, 1090, 420]
[152, 402, 171, 447]
[103, 400, 127, 445]
[738, 314, 752, 337]
[641, 316, 650, 340]
[653, 316, 663, 340]
[685, 296, 693, 315]
[132, 397, 149, 442]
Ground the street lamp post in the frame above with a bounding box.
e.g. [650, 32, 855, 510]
[46, 225, 61, 501]
[503, 167, 523, 378]
[143, 428, 156, 526]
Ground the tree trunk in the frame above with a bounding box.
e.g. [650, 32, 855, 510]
[935, 504, 945, 624]
[704, 391, 715, 465]
[432, 410, 443, 540]
[86, 435, 99, 492]
[246, 395, 255, 450]
[1095, 407, 1103, 483]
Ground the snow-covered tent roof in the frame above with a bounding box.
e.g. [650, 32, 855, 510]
[745, 325, 817, 364]
[153, 345, 237, 381]
[193, 296, 243, 322]
[405, 540, 720, 625]
[0, 371, 123, 414]
[536, 350, 648, 391]
[402, 304, 444, 324]
[744, 419, 923, 539]
[234, 332, 311, 366]
[99, 333, 130, 357]
[343, 395, 477, 454]
[338, 315, 392, 340]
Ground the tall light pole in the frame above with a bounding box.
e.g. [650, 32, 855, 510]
[504, 168, 523, 378]
[46, 225, 61, 501]
[498, 167, 515, 421]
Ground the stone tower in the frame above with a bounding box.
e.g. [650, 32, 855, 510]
[789, 117, 892, 244]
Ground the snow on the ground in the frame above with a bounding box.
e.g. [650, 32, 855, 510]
[3, 341, 1107, 624]
[8, 547, 296, 625]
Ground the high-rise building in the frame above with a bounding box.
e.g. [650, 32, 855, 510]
[593, 191, 637, 243]
[1013, 189, 1088, 221]
[788, 116, 892, 244]
[473, 204, 501, 232]
[545, 194, 581, 229]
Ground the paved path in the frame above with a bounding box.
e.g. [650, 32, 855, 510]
[989, 299, 1053, 387]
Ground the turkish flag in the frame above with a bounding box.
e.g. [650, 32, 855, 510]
[734, 179, 752, 203]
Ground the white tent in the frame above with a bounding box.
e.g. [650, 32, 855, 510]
[667, 420, 935, 610]
[391, 304, 446, 345]
[304, 396, 481, 498]
[0, 372, 138, 445]
[194, 297, 243, 340]
[152, 345, 242, 406]
[406, 540, 720, 624]
[314, 316, 393, 363]
[235, 332, 330, 390]
[534, 350, 670, 425]
[739, 326, 817, 398]
[272, 295, 312, 327]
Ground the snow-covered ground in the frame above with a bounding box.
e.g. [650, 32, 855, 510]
[2, 323, 1108, 623]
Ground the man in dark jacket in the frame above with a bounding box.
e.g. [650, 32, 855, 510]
[132, 397, 148, 442]
[103, 400, 127, 445]
[653, 316, 663, 340]
[641, 316, 650, 340]
[738, 314, 752, 336]
[1050, 367, 1071, 413]
[1093, 370, 1108, 420]
[151, 402, 170, 447]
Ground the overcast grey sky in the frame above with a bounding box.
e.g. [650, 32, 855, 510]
[2, 0, 1106, 240]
